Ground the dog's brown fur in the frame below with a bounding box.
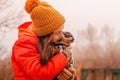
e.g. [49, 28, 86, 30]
[53, 32, 74, 55]
[53, 32, 75, 80]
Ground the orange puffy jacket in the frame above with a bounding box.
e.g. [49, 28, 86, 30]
[11, 22, 68, 80]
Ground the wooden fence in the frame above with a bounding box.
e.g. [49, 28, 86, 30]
[80, 69, 120, 80]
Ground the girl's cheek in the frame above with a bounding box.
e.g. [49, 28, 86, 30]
[51, 32, 63, 42]
[54, 35, 61, 42]
[51, 35, 58, 42]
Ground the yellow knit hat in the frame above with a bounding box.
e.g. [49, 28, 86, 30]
[24, 0, 65, 36]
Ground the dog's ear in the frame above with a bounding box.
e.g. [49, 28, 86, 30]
[63, 31, 74, 42]
[54, 31, 74, 46]
[63, 32, 72, 37]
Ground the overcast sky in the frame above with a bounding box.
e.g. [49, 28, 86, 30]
[2, 0, 120, 51]
[15, 0, 120, 28]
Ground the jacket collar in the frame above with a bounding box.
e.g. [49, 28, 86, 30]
[18, 22, 36, 38]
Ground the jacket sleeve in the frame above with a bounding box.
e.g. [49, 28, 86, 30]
[13, 36, 68, 80]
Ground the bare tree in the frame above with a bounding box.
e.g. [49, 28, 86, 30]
[0, 0, 26, 33]
[0, 0, 26, 55]
[101, 24, 113, 41]
[0, 0, 26, 60]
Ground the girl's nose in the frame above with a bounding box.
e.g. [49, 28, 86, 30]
[61, 32, 65, 38]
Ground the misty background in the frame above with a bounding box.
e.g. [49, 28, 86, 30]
[0, 0, 120, 79]
[1, 0, 120, 52]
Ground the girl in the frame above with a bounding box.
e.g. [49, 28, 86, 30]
[11, 0, 77, 80]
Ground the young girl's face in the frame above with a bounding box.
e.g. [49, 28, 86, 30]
[50, 25, 64, 43]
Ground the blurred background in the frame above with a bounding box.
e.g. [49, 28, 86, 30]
[0, 0, 120, 80]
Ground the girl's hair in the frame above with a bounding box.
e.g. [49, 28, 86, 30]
[38, 33, 55, 65]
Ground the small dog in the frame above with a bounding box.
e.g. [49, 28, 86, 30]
[53, 32, 74, 55]
[54, 32, 74, 47]
[53, 32, 75, 80]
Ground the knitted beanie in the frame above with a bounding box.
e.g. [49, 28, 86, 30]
[24, 0, 65, 36]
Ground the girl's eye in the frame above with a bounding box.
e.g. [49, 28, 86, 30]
[54, 31, 62, 35]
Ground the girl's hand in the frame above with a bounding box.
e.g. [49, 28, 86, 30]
[57, 68, 73, 80]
